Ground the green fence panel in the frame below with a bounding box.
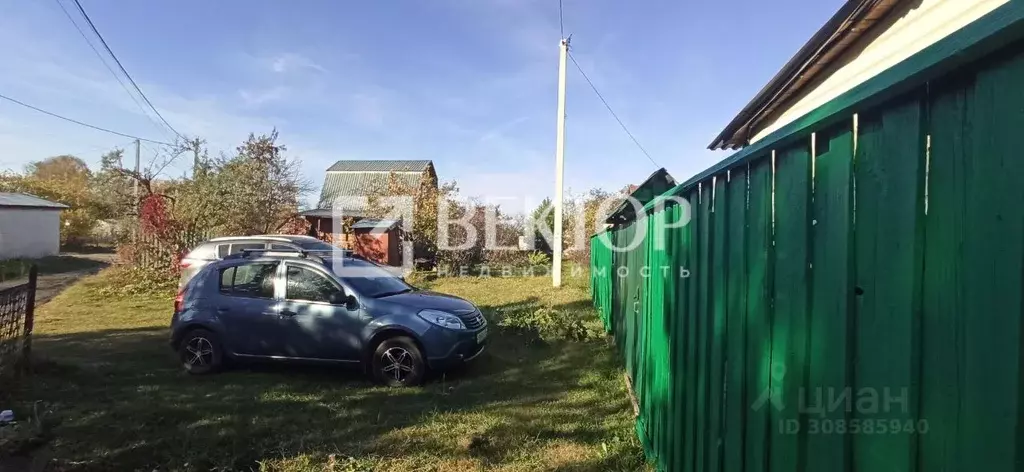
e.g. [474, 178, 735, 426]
[770, 142, 812, 472]
[853, 95, 925, 472]
[695, 184, 712, 472]
[708, 176, 728, 472]
[663, 202, 685, 472]
[958, 47, 1024, 470]
[684, 187, 701, 472]
[745, 157, 773, 472]
[807, 122, 855, 472]
[674, 195, 695, 472]
[723, 167, 749, 472]
[588, 39, 1024, 472]
[919, 74, 969, 472]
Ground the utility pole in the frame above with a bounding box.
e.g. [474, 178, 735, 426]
[553, 36, 569, 288]
[133, 138, 140, 202]
[190, 137, 205, 175]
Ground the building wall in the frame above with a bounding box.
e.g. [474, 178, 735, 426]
[0, 208, 61, 259]
[752, 0, 1009, 143]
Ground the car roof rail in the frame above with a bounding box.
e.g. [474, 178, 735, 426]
[224, 248, 354, 262]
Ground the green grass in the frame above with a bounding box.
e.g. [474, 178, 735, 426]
[5, 270, 646, 471]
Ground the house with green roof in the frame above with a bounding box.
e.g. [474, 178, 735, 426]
[301, 160, 437, 249]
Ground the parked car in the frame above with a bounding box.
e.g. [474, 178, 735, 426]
[179, 235, 345, 288]
[169, 250, 488, 386]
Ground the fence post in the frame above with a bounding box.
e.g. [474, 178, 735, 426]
[22, 265, 37, 372]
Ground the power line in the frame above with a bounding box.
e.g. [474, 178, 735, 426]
[0, 93, 175, 146]
[567, 52, 660, 169]
[71, 0, 184, 140]
[52, 0, 172, 141]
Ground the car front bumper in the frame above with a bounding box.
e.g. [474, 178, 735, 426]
[423, 325, 489, 370]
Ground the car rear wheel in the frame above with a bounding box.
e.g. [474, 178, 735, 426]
[371, 336, 425, 387]
[179, 329, 223, 375]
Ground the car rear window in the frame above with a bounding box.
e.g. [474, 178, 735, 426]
[219, 263, 277, 298]
[216, 242, 265, 258]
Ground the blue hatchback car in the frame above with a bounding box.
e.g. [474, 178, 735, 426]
[170, 250, 488, 386]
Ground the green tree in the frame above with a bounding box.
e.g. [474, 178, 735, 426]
[1, 155, 100, 245]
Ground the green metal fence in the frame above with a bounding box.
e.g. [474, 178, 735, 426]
[591, 39, 1024, 472]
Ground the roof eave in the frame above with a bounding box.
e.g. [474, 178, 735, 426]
[708, 0, 901, 150]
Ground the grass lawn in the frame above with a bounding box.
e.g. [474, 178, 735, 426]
[4, 270, 646, 471]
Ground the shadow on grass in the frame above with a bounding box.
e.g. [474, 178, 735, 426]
[9, 302, 643, 471]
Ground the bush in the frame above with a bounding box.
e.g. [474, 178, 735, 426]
[97, 266, 177, 298]
[495, 306, 597, 341]
[482, 250, 531, 266]
[527, 251, 551, 267]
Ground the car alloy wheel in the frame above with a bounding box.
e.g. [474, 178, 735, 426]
[371, 336, 424, 387]
[185, 336, 215, 367]
[381, 347, 415, 382]
[179, 328, 223, 375]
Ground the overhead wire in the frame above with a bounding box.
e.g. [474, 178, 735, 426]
[0, 93, 175, 146]
[52, 0, 173, 142]
[568, 52, 661, 169]
[71, 0, 184, 140]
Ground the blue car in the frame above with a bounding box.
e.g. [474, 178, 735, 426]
[170, 250, 488, 386]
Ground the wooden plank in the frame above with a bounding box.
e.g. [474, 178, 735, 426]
[807, 124, 854, 472]
[724, 167, 749, 472]
[695, 184, 713, 472]
[745, 158, 773, 472]
[771, 143, 812, 472]
[852, 96, 925, 472]
[709, 176, 729, 472]
[918, 75, 969, 472]
[958, 47, 1024, 470]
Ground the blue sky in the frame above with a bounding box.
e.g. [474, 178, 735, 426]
[0, 0, 842, 210]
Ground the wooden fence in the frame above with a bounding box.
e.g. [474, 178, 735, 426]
[590, 38, 1024, 472]
[0, 266, 37, 382]
[133, 228, 212, 270]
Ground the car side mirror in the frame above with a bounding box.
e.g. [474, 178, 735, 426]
[329, 291, 356, 306]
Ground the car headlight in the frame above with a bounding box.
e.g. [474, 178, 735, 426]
[418, 309, 466, 330]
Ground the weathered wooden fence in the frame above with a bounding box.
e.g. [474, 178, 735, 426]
[0, 266, 37, 382]
[591, 38, 1024, 472]
[133, 228, 212, 270]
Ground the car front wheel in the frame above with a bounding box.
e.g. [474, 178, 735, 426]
[179, 328, 223, 375]
[371, 336, 425, 387]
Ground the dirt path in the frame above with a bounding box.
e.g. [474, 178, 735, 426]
[0, 253, 114, 305]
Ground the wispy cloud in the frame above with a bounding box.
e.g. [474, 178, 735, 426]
[268, 53, 327, 74]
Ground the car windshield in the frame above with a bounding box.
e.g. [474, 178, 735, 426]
[326, 258, 412, 298]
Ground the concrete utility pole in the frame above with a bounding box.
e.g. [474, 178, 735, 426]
[133, 138, 140, 201]
[553, 37, 569, 288]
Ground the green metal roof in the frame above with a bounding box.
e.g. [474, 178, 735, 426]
[326, 160, 431, 172]
[316, 172, 425, 210]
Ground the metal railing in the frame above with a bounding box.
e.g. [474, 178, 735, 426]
[0, 265, 37, 381]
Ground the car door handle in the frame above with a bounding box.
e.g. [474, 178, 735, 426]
[280, 310, 298, 317]
[216, 307, 230, 314]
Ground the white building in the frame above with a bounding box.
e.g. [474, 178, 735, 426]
[0, 193, 68, 259]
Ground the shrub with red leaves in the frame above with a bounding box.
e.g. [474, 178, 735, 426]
[139, 194, 176, 239]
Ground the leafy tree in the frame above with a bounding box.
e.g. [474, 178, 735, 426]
[363, 170, 458, 266]
[0, 155, 99, 245]
[170, 131, 311, 236]
[529, 198, 555, 254]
